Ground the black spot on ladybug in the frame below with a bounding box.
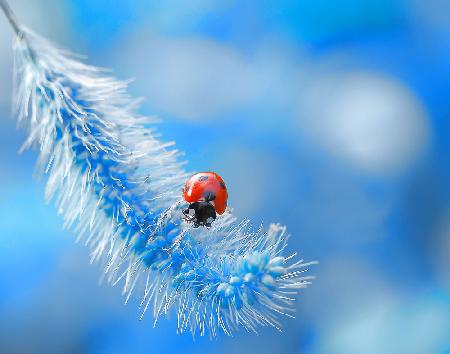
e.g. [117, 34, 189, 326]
[219, 181, 226, 189]
[198, 175, 208, 181]
[203, 191, 216, 202]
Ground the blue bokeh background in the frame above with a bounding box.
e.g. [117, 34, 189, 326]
[0, 1, 449, 353]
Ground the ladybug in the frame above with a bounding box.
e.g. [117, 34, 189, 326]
[182, 172, 228, 228]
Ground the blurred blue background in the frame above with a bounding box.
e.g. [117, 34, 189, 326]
[0, 1, 449, 353]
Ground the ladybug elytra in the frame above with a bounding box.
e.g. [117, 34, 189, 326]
[182, 172, 228, 228]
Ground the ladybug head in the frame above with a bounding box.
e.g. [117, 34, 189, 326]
[183, 201, 216, 228]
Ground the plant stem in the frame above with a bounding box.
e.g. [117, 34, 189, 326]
[0, 0, 37, 63]
[0, 0, 23, 37]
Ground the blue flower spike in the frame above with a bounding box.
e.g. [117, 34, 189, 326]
[0, 0, 316, 338]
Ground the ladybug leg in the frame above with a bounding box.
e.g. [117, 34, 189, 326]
[204, 216, 215, 228]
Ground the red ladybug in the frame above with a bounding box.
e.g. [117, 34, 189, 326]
[182, 172, 228, 227]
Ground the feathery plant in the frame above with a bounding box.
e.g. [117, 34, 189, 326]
[0, 1, 316, 337]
